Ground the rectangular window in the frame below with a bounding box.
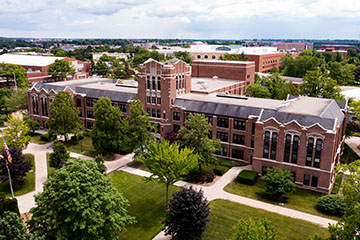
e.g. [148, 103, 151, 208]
[311, 176, 318, 187]
[32, 96, 39, 115]
[157, 109, 161, 118]
[208, 130, 213, 139]
[306, 138, 314, 167]
[233, 134, 245, 145]
[176, 76, 178, 89]
[284, 134, 291, 162]
[76, 98, 81, 108]
[87, 122, 93, 129]
[182, 76, 185, 88]
[152, 76, 156, 90]
[87, 110, 93, 118]
[217, 118, 229, 128]
[304, 174, 310, 186]
[270, 132, 277, 160]
[157, 77, 161, 90]
[119, 104, 126, 113]
[314, 139, 322, 168]
[152, 108, 156, 118]
[152, 97, 156, 104]
[173, 112, 180, 121]
[217, 146, 228, 157]
[263, 131, 270, 158]
[251, 140, 254, 148]
[173, 125, 180, 131]
[252, 123, 255, 135]
[146, 108, 150, 114]
[262, 166, 268, 176]
[234, 120, 246, 130]
[157, 97, 161, 105]
[291, 135, 299, 164]
[86, 99, 94, 108]
[217, 132, 228, 142]
[41, 97, 48, 117]
[163, 112, 166, 119]
[147, 79, 150, 89]
[232, 149, 244, 160]
[206, 116, 213, 125]
[146, 96, 151, 104]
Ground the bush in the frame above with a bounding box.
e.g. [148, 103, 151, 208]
[316, 194, 345, 217]
[264, 168, 295, 199]
[0, 193, 19, 217]
[49, 142, 69, 168]
[40, 133, 56, 142]
[237, 170, 258, 185]
[206, 172, 215, 182]
[214, 165, 227, 176]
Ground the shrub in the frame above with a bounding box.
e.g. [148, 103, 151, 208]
[237, 170, 258, 185]
[331, 173, 343, 195]
[264, 168, 295, 199]
[316, 194, 345, 217]
[214, 165, 227, 176]
[40, 133, 56, 142]
[206, 172, 215, 182]
[49, 142, 69, 168]
[0, 193, 19, 217]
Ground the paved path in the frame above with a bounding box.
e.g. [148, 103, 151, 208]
[345, 136, 360, 157]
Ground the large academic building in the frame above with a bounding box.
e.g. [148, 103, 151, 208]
[28, 59, 347, 194]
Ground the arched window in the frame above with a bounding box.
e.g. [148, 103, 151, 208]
[291, 135, 299, 164]
[270, 132, 277, 160]
[314, 139, 322, 168]
[306, 137, 314, 167]
[263, 131, 270, 158]
[283, 134, 291, 162]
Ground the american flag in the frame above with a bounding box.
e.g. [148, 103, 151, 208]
[2, 137, 12, 169]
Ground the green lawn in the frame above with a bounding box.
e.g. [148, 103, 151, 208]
[30, 133, 50, 144]
[203, 199, 329, 240]
[66, 136, 97, 158]
[109, 171, 180, 240]
[46, 153, 56, 178]
[0, 154, 35, 197]
[224, 179, 340, 221]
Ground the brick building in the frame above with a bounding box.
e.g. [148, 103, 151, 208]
[275, 42, 314, 52]
[28, 58, 347, 193]
[0, 54, 91, 84]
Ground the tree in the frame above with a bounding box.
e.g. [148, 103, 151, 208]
[49, 142, 69, 169]
[0, 211, 39, 240]
[94, 59, 110, 77]
[27, 159, 135, 240]
[227, 218, 276, 240]
[174, 51, 193, 64]
[90, 97, 124, 154]
[282, 55, 320, 77]
[256, 73, 299, 100]
[0, 193, 19, 216]
[299, 70, 343, 99]
[122, 100, 154, 153]
[3, 88, 28, 114]
[0, 146, 32, 187]
[141, 139, 198, 209]
[178, 113, 221, 174]
[264, 167, 295, 200]
[48, 59, 76, 81]
[350, 100, 360, 120]
[3, 114, 31, 148]
[245, 83, 271, 98]
[164, 187, 209, 240]
[95, 154, 107, 174]
[47, 91, 83, 142]
[220, 52, 249, 61]
[25, 118, 40, 134]
[329, 62, 346, 85]
[0, 63, 28, 88]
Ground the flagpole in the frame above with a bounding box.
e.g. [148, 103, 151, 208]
[1, 130, 14, 198]
[6, 165, 14, 198]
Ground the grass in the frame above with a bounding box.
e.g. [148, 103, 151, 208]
[30, 133, 50, 144]
[203, 199, 330, 240]
[46, 153, 56, 178]
[0, 154, 35, 197]
[224, 179, 340, 221]
[109, 171, 180, 240]
[341, 144, 359, 164]
[66, 136, 97, 158]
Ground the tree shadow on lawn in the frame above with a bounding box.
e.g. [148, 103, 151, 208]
[254, 191, 289, 204]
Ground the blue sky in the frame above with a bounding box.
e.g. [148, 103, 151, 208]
[1, 0, 360, 39]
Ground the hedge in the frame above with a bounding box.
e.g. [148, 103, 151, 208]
[237, 170, 258, 185]
[214, 165, 228, 176]
[40, 133, 57, 142]
[316, 194, 345, 217]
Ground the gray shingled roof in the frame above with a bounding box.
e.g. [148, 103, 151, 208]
[173, 98, 263, 119]
[74, 86, 137, 103]
[33, 83, 66, 93]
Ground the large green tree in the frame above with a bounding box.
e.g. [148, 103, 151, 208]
[282, 55, 321, 77]
[0, 63, 28, 88]
[48, 59, 76, 81]
[90, 97, 124, 154]
[3, 88, 28, 114]
[227, 218, 276, 240]
[178, 113, 221, 174]
[27, 159, 135, 240]
[174, 51, 193, 64]
[141, 139, 198, 209]
[47, 91, 83, 142]
[299, 70, 343, 99]
[245, 83, 271, 98]
[3, 114, 31, 148]
[255, 73, 298, 100]
[264, 168, 295, 200]
[220, 52, 249, 61]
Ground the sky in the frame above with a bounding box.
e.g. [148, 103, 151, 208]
[1, 0, 360, 39]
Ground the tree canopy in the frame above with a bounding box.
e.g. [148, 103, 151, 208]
[0, 63, 28, 88]
[264, 167, 295, 200]
[48, 59, 76, 81]
[227, 218, 276, 240]
[47, 91, 83, 142]
[245, 83, 271, 98]
[27, 158, 135, 240]
[3, 114, 31, 148]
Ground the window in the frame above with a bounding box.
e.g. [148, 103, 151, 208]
[262, 166, 268, 176]
[251, 140, 254, 148]
[217, 132, 228, 142]
[208, 130, 213, 139]
[263, 131, 270, 158]
[157, 97, 161, 105]
[32, 96, 39, 115]
[87, 110, 93, 118]
[306, 138, 314, 167]
[152, 109, 156, 118]
[146, 108, 150, 114]
[234, 120, 246, 130]
[251, 123, 255, 135]
[173, 125, 180, 131]
[283, 134, 291, 162]
[197, 55, 201, 59]
[182, 76, 185, 88]
[233, 134, 245, 145]
[270, 132, 277, 160]
[247, 74, 251, 79]
[232, 149, 244, 160]
[206, 116, 213, 125]
[212, 55, 216, 59]
[291, 135, 299, 164]
[303, 174, 310, 186]
[173, 112, 180, 121]
[152, 97, 156, 104]
[204, 55, 208, 59]
[146, 96, 151, 104]
[217, 146, 227, 156]
[41, 97, 48, 117]
[119, 104, 126, 113]
[157, 77, 161, 90]
[176, 76, 179, 89]
[86, 99, 94, 108]
[147, 78, 150, 89]
[76, 98, 81, 108]
[311, 176, 318, 187]
[217, 118, 229, 128]
[163, 112, 166, 119]
[87, 122, 93, 129]
[157, 109, 161, 118]
[152, 76, 156, 90]
[314, 139, 322, 168]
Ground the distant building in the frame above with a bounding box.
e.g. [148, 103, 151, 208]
[0, 54, 91, 84]
[92, 52, 130, 62]
[275, 42, 314, 52]
[28, 58, 347, 194]
[317, 45, 357, 52]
